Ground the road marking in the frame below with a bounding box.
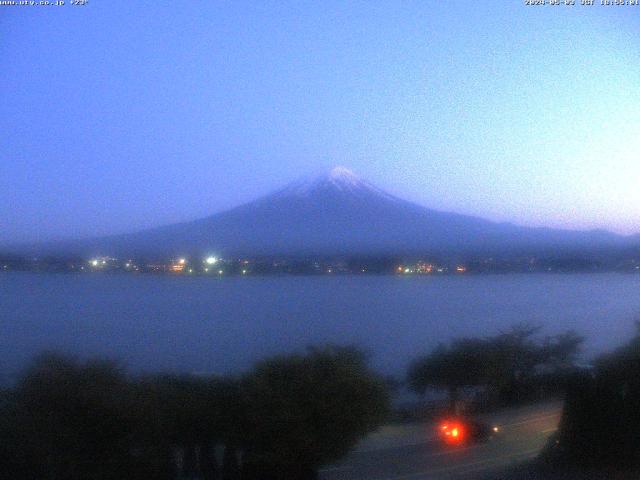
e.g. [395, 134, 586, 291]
[501, 411, 560, 428]
[378, 447, 541, 480]
[430, 450, 540, 480]
[320, 466, 352, 473]
[354, 439, 433, 454]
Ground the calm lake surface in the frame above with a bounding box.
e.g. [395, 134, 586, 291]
[1, 272, 640, 383]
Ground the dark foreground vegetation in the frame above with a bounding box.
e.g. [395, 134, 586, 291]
[545, 322, 640, 471]
[477, 323, 640, 479]
[0, 346, 389, 480]
[406, 323, 640, 479]
[2, 323, 640, 479]
[407, 324, 585, 413]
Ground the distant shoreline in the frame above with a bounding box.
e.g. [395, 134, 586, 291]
[3, 269, 640, 277]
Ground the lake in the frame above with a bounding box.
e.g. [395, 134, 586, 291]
[1, 272, 639, 384]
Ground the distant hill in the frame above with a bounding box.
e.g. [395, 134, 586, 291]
[15, 167, 638, 259]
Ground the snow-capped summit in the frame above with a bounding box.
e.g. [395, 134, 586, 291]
[277, 166, 395, 200]
[278, 166, 362, 196]
[326, 166, 360, 186]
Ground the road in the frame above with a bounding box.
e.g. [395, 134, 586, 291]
[320, 401, 563, 480]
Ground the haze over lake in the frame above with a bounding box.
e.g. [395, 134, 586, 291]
[2, 272, 639, 384]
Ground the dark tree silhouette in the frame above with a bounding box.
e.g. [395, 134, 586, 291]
[407, 338, 488, 412]
[133, 373, 244, 479]
[550, 322, 640, 469]
[5, 352, 137, 480]
[241, 345, 390, 480]
[408, 324, 585, 409]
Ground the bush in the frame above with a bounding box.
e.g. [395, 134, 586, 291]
[408, 324, 585, 411]
[2, 352, 137, 480]
[241, 345, 390, 479]
[552, 323, 640, 468]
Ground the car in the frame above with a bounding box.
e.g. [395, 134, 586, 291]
[438, 417, 500, 445]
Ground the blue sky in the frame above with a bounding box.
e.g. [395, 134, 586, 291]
[1, 1, 639, 243]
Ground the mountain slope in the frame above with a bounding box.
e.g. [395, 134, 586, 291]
[47, 167, 630, 258]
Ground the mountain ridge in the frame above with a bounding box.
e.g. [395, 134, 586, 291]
[10, 167, 637, 258]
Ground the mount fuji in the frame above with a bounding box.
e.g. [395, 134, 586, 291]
[36, 167, 632, 258]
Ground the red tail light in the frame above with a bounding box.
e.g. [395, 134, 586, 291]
[439, 420, 464, 443]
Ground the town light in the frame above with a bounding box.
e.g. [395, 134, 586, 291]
[178, 258, 186, 265]
[90, 259, 99, 267]
[205, 256, 218, 265]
